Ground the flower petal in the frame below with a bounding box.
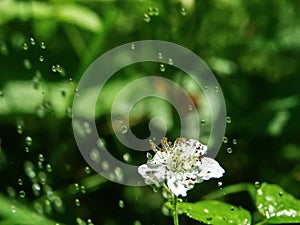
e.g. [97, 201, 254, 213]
[138, 164, 167, 185]
[173, 138, 207, 159]
[197, 157, 225, 180]
[167, 176, 189, 197]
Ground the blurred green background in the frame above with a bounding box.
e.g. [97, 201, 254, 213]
[0, 0, 299, 224]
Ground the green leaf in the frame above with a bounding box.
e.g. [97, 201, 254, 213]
[255, 183, 300, 224]
[166, 200, 251, 225]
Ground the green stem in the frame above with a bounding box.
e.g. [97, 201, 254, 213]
[173, 195, 179, 225]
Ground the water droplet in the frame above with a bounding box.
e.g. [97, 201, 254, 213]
[148, 7, 154, 16]
[204, 208, 209, 213]
[90, 149, 101, 163]
[30, 37, 36, 46]
[226, 116, 231, 124]
[84, 166, 91, 174]
[254, 181, 260, 188]
[158, 52, 163, 60]
[19, 190, 26, 198]
[279, 191, 283, 196]
[25, 147, 29, 153]
[23, 43, 29, 50]
[226, 147, 233, 154]
[0, 91, 3, 98]
[32, 183, 41, 196]
[56, 64, 66, 76]
[153, 7, 159, 16]
[230, 206, 235, 211]
[74, 183, 80, 191]
[118, 200, 125, 208]
[222, 137, 228, 143]
[11, 205, 17, 213]
[146, 152, 152, 160]
[18, 178, 23, 185]
[101, 161, 110, 170]
[25, 136, 32, 146]
[17, 125, 23, 134]
[232, 139, 238, 145]
[66, 107, 72, 118]
[159, 64, 165, 72]
[123, 153, 131, 162]
[24, 161, 36, 178]
[38, 154, 44, 162]
[39, 55, 44, 62]
[75, 198, 80, 206]
[215, 86, 219, 92]
[143, 13, 151, 22]
[130, 43, 135, 50]
[23, 59, 32, 70]
[180, 7, 187, 16]
[217, 181, 223, 187]
[51, 65, 57, 72]
[80, 185, 86, 194]
[40, 42, 46, 49]
[168, 58, 173, 65]
[120, 125, 128, 134]
[46, 164, 52, 173]
[201, 119, 205, 125]
[188, 105, 193, 111]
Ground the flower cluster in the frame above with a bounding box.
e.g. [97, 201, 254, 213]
[138, 137, 225, 197]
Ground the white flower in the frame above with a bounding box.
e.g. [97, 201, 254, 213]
[138, 137, 225, 197]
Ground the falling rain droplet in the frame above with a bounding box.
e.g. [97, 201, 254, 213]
[23, 43, 29, 50]
[25, 136, 32, 146]
[254, 181, 260, 188]
[217, 181, 223, 187]
[130, 43, 135, 50]
[118, 200, 125, 208]
[32, 183, 41, 196]
[84, 166, 91, 174]
[11, 205, 17, 213]
[226, 116, 231, 124]
[51, 65, 57, 72]
[19, 190, 26, 198]
[123, 153, 131, 162]
[226, 147, 233, 154]
[17, 125, 23, 134]
[39, 55, 44, 62]
[18, 178, 23, 186]
[30, 37, 36, 46]
[38, 154, 44, 162]
[159, 64, 165, 72]
[75, 198, 80, 206]
[40, 42, 46, 49]
[168, 58, 173, 65]
[146, 152, 152, 160]
[23, 59, 32, 70]
[158, 52, 163, 60]
[143, 13, 151, 22]
[120, 125, 128, 134]
[232, 139, 238, 145]
[222, 137, 228, 143]
[180, 7, 187, 16]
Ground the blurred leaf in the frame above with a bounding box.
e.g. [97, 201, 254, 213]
[166, 200, 251, 225]
[267, 110, 290, 136]
[254, 183, 300, 224]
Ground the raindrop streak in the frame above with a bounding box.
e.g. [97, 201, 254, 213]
[226, 116, 231, 124]
[25, 136, 32, 146]
[118, 200, 125, 208]
[226, 147, 233, 154]
[159, 64, 165, 72]
[222, 137, 228, 143]
[143, 13, 151, 22]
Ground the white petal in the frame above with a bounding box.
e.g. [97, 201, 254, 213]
[173, 138, 207, 159]
[167, 176, 188, 197]
[151, 151, 168, 164]
[138, 164, 167, 185]
[197, 157, 225, 180]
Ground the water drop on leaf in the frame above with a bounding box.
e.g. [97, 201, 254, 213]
[118, 200, 125, 208]
[23, 59, 32, 70]
[180, 7, 187, 16]
[30, 37, 36, 46]
[254, 181, 260, 188]
[226, 116, 231, 124]
[143, 13, 151, 22]
[40, 42, 46, 49]
[22, 43, 29, 50]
